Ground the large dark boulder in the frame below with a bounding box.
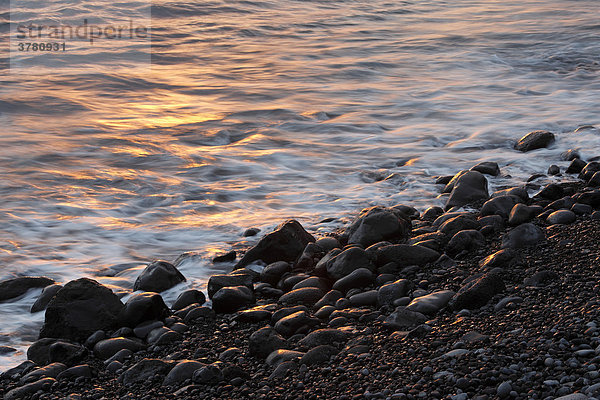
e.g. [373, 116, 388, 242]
[514, 130, 555, 152]
[39, 278, 124, 342]
[133, 261, 186, 293]
[446, 230, 485, 257]
[208, 274, 253, 298]
[0, 277, 55, 302]
[445, 171, 489, 210]
[325, 247, 375, 280]
[211, 286, 254, 313]
[235, 220, 315, 268]
[119, 292, 170, 328]
[342, 206, 411, 248]
[450, 271, 505, 310]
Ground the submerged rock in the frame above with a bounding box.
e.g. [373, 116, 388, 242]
[514, 130, 555, 152]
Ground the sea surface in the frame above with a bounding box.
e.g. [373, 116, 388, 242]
[1, 0, 600, 369]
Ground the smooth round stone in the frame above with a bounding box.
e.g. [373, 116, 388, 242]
[547, 210, 576, 225]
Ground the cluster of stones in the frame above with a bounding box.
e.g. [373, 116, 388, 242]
[2, 130, 600, 399]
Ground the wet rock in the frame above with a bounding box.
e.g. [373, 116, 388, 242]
[0, 276, 55, 302]
[574, 190, 600, 207]
[547, 209, 576, 225]
[94, 337, 145, 360]
[274, 310, 315, 337]
[236, 305, 272, 323]
[4, 377, 56, 400]
[56, 364, 93, 380]
[314, 236, 340, 253]
[514, 130, 555, 152]
[422, 206, 444, 221]
[502, 223, 544, 248]
[260, 261, 291, 286]
[478, 215, 504, 232]
[580, 161, 600, 181]
[406, 290, 455, 315]
[133, 260, 186, 293]
[47, 341, 87, 366]
[208, 274, 253, 298]
[537, 183, 564, 201]
[343, 206, 411, 247]
[571, 203, 593, 215]
[314, 290, 343, 310]
[292, 276, 329, 292]
[445, 171, 489, 210]
[471, 161, 500, 176]
[548, 164, 560, 175]
[375, 244, 439, 267]
[377, 279, 411, 306]
[243, 227, 260, 237]
[566, 158, 586, 174]
[266, 349, 304, 367]
[480, 249, 517, 269]
[332, 268, 374, 293]
[30, 284, 63, 313]
[296, 242, 325, 271]
[491, 187, 529, 202]
[119, 292, 170, 328]
[1, 361, 36, 380]
[587, 171, 600, 187]
[212, 250, 236, 263]
[163, 360, 204, 386]
[326, 247, 375, 280]
[235, 220, 315, 268]
[119, 359, 174, 386]
[451, 271, 505, 310]
[21, 362, 66, 384]
[561, 149, 580, 161]
[508, 204, 540, 226]
[438, 215, 480, 237]
[249, 327, 286, 359]
[211, 286, 254, 313]
[271, 305, 308, 325]
[171, 289, 205, 311]
[383, 306, 427, 330]
[480, 196, 520, 219]
[278, 287, 324, 307]
[446, 230, 485, 257]
[39, 278, 124, 342]
[300, 345, 339, 365]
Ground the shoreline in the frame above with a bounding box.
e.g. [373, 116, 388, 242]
[2, 130, 600, 399]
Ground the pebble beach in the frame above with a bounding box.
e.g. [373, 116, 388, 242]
[2, 130, 600, 399]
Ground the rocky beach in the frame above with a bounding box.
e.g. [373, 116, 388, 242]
[1, 130, 600, 399]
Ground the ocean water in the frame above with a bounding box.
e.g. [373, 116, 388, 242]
[1, 0, 600, 369]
